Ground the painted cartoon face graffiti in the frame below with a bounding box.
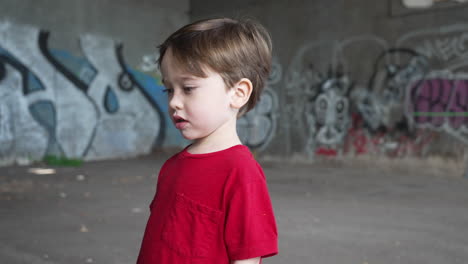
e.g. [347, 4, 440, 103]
[283, 23, 468, 158]
[314, 87, 350, 145]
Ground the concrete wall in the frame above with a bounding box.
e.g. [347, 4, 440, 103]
[191, 0, 468, 160]
[2, 0, 468, 166]
[0, 0, 190, 166]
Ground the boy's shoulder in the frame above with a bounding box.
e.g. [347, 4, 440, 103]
[223, 146, 266, 186]
[215, 145, 262, 175]
[222, 145, 257, 164]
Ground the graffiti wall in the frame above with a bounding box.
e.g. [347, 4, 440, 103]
[0, 20, 279, 166]
[3, 19, 467, 164]
[238, 57, 281, 152]
[0, 21, 167, 165]
[281, 23, 468, 158]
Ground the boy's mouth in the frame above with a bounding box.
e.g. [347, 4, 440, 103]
[173, 115, 187, 123]
[173, 115, 189, 129]
[175, 117, 186, 123]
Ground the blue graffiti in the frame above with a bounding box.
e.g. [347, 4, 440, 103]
[0, 47, 46, 94]
[127, 68, 189, 146]
[49, 48, 187, 147]
[49, 49, 97, 85]
[104, 86, 119, 113]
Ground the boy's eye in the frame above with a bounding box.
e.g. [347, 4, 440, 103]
[162, 88, 174, 95]
[183, 86, 195, 93]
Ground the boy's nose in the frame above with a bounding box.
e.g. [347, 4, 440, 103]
[169, 93, 183, 110]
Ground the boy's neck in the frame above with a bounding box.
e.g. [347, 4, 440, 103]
[187, 117, 242, 154]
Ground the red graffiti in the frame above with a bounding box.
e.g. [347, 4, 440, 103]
[344, 113, 434, 158]
[315, 147, 338, 156]
[386, 130, 435, 158]
[344, 114, 369, 155]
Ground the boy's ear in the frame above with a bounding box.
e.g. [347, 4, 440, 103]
[230, 78, 253, 110]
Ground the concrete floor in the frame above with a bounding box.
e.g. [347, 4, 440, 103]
[1, 152, 467, 264]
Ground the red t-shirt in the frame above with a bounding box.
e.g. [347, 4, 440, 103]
[137, 145, 278, 264]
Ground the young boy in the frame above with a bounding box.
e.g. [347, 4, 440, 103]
[136, 17, 278, 264]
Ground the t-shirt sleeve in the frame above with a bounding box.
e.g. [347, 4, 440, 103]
[224, 176, 278, 260]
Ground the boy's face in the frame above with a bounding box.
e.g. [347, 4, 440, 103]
[160, 48, 237, 141]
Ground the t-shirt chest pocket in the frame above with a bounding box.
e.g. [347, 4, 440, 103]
[161, 193, 223, 257]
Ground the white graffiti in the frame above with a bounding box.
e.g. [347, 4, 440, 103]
[238, 88, 278, 150]
[397, 24, 468, 65]
[0, 21, 96, 159]
[418, 34, 468, 62]
[0, 103, 12, 146]
[283, 42, 327, 155]
[314, 79, 350, 146]
[139, 53, 159, 73]
[358, 51, 429, 130]
[333, 35, 389, 75]
[285, 40, 367, 156]
[0, 21, 161, 165]
[80, 35, 161, 160]
[0, 64, 49, 165]
[237, 57, 281, 151]
[268, 56, 283, 85]
[281, 24, 468, 157]
[396, 24, 468, 145]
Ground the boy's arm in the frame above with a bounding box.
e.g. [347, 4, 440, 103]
[231, 257, 261, 264]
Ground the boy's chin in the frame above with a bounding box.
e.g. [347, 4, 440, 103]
[179, 133, 199, 141]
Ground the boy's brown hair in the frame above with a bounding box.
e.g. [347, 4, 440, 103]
[157, 17, 272, 116]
